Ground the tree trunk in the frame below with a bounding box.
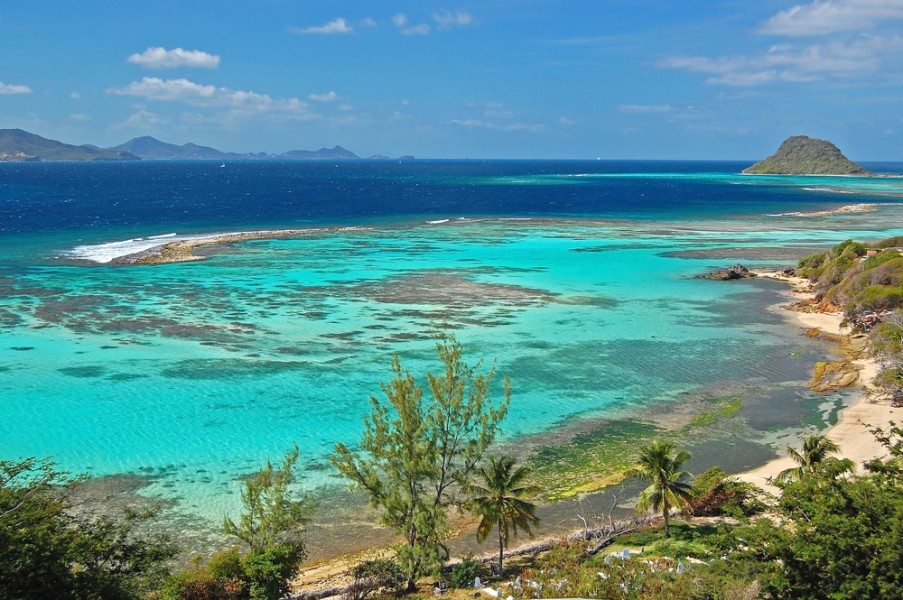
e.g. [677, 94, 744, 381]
[497, 524, 504, 577]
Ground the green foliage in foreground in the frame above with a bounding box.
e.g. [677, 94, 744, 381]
[628, 441, 695, 538]
[689, 467, 766, 518]
[449, 555, 482, 589]
[346, 557, 407, 600]
[165, 445, 313, 600]
[468, 455, 540, 575]
[162, 545, 306, 600]
[720, 469, 903, 599]
[331, 334, 510, 590]
[0, 457, 176, 600]
[223, 444, 314, 555]
[774, 433, 852, 484]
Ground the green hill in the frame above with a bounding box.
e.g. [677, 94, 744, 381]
[743, 135, 868, 175]
[0, 129, 139, 162]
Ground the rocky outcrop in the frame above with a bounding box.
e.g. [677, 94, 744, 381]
[698, 264, 758, 280]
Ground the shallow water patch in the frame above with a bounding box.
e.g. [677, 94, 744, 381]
[160, 358, 308, 380]
[58, 365, 108, 378]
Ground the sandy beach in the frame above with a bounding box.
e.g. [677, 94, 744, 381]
[738, 271, 900, 492]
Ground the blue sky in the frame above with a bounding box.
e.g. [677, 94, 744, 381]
[1, 0, 901, 159]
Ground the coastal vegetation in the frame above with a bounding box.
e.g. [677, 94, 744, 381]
[467, 455, 540, 575]
[330, 334, 511, 591]
[773, 434, 851, 484]
[797, 237, 903, 401]
[0, 456, 175, 599]
[742, 135, 868, 175]
[627, 441, 695, 538]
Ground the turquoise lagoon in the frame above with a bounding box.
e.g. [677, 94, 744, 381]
[2, 161, 903, 547]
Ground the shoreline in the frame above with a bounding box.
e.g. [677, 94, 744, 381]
[737, 270, 899, 492]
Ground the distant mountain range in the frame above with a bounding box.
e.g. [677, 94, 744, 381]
[0, 129, 412, 162]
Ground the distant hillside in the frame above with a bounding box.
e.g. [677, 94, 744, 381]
[113, 136, 225, 160]
[281, 145, 359, 160]
[0, 129, 405, 162]
[114, 136, 367, 161]
[744, 135, 868, 175]
[0, 129, 138, 162]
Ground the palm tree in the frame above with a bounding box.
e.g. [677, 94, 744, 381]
[628, 440, 694, 538]
[468, 455, 540, 576]
[774, 434, 851, 484]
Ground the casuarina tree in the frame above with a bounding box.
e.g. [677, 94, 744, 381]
[332, 334, 510, 590]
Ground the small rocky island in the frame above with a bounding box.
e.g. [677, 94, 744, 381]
[743, 135, 868, 176]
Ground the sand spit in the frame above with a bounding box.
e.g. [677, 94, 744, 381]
[107, 228, 373, 265]
[738, 270, 899, 493]
[768, 203, 877, 217]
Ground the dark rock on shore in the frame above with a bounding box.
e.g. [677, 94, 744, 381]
[698, 264, 758, 280]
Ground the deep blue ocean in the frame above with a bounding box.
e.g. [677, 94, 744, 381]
[5, 159, 901, 240]
[2, 159, 903, 555]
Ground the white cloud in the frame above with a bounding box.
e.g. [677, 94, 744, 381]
[108, 77, 309, 115]
[450, 118, 544, 132]
[127, 47, 220, 70]
[69, 91, 81, 100]
[110, 108, 169, 131]
[761, 0, 903, 37]
[290, 17, 354, 35]
[618, 104, 675, 114]
[309, 91, 338, 102]
[69, 113, 91, 122]
[393, 13, 431, 35]
[0, 81, 32, 95]
[433, 9, 472, 30]
[659, 34, 903, 86]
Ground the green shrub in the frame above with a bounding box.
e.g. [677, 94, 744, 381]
[877, 236, 903, 248]
[347, 557, 406, 600]
[162, 544, 302, 600]
[863, 250, 903, 271]
[449, 555, 481, 589]
[853, 285, 903, 312]
[831, 239, 867, 258]
[690, 467, 767, 518]
[206, 548, 245, 583]
[160, 570, 229, 600]
[242, 545, 305, 600]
